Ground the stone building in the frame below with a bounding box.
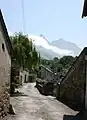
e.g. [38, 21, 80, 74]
[36, 65, 58, 95]
[39, 65, 55, 81]
[57, 47, 87, 110]
[0, 10, 12, 119]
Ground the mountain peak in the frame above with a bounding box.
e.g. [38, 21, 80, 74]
[28, 35, 81, 59]
[40, 34, 50, 44]
[51, 39, 81, 56]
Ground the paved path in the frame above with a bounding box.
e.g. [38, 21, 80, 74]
[8, 83, 78, 120]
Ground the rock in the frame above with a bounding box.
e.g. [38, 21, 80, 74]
[9, 104, 15, 115]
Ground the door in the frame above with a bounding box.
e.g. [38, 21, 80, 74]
[25, 75, 26, 83]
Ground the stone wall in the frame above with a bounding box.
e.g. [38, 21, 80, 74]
[0, 20, 11, 118]
[0, 91, 10, 119]
[58, 48, 87, 110]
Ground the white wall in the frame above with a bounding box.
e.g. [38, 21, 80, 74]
[19, 70, 29, 85]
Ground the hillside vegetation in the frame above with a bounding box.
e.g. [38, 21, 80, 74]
[41, 56, 75, 76]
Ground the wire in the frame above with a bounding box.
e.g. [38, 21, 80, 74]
[21, 0, 26, 34]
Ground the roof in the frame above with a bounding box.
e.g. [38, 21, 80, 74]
[82, 0, 87, 18]
[60, 47, 87, 84]
[40, 64, 53, 73]
[0, 9, 13, 57]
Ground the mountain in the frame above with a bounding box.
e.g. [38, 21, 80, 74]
[51, 38, 81, 56]
[28, 35, 81, 59]
[36, 46, 59, 60]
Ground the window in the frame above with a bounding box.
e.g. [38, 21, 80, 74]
[2, 43, 5, 52]
[39, 66, 41, 70]
[25, 75, 26, 82]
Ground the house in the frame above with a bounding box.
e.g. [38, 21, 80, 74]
[57, 47, 87, 110]
[0, 9, 12, 118]
[39, 64, 55, 81]
[19, 69, 29, 85]
[36, 65, 58, 95]
[82, 0, 87, 18]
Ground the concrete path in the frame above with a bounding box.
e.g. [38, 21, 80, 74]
[8, 83, 79, 120]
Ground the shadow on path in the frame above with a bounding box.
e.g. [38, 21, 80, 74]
[11, 92, 28, 97]
[63, 111, 87, 120]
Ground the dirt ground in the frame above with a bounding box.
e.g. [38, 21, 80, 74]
[8, 83, 80, 120]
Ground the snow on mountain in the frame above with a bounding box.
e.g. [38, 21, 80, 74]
[28, 35, 75, 59]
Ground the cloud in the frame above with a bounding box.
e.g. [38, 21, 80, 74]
[28, 35, 75, 57]
[8, 31, 13, 36]
[8, 33, 75, 57]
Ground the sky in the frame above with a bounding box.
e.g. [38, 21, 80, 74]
[0, 0, 87, 48]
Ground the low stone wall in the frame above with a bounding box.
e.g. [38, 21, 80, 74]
[0, 91, 10, 119]
[36, 78, 56, 95]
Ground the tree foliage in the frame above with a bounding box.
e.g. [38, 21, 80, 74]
[40, 56, 75, 75]
[10, 33, 40, 93]
[10, 32, 40, 70]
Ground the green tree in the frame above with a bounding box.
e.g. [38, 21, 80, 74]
[53, 57, 59, 62]
[59, 56, 74, 68]
[40, 55, 75, 74]
[38, 52, 41, 64]
[32, 46, 38, 68]
[10, 32, 39, 70]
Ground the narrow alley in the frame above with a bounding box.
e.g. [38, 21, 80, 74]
[8, 83, 78, 120]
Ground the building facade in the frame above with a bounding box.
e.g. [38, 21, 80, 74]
[0, 10, 12, 119]
[19, 70, 29, 85]
[39, 65, 54, 81]
[57, 47, 87, 110]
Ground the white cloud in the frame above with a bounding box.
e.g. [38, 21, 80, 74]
[28, 35, 74, 57]
[8, 33, 76, 57]
[8, 31, 13, 36]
